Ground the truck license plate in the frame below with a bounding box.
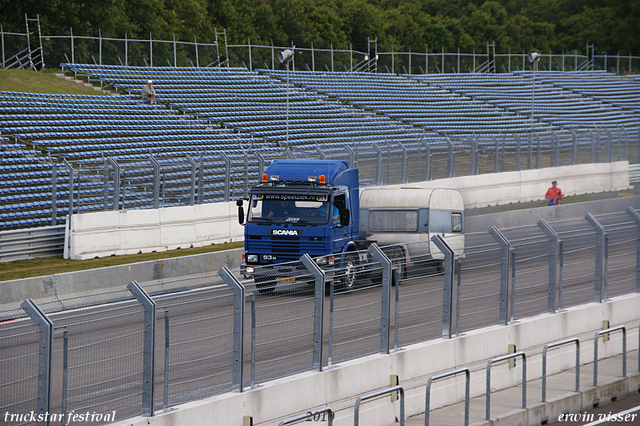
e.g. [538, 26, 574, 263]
[277, 277, 295, 283]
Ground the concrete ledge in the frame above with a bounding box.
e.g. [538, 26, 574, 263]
[0, 248, 243, 309]
[110, 293, 640, 426]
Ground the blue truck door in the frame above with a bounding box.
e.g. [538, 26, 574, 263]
[330, 192, 351, 254]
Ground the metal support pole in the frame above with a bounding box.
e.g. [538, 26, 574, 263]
[586, 213, 607, 302]
[63, 159, 74, 217]
[346, 145, 356, 169]
[606, 129, 613, 163]
[250, 294, 256, 388]
[400, 142, 408, 183]
[217, 267, 245, 392]
[421, 139, 431, 181]
[571, 130, 578, 165]
[431, 235, 455, 338]
[51, 162, 57, 225]
[369, 244, 392, 354]
[126, 281, 156, 416]
[197, 155, 204, 203]
[493, 136, 499, 173]
[61, 329, 68, 426]
[107, 158, 120, 211]
[375, 144, 383, 185]
[221, 152, 231, 202]
[446, 137, 454, 178]
[186, 155, 197, 206]
[489, 227, 511, 325]
[514, 134, 522, 171]
[21, 299, 53, 426]
[535, 133, 542, 169]
[300, 254, 326, 371]
[163, 310, 170, 409]
[538, 219, 560, 313]
[256, 151, 265, 175]
[149, 155, 160, 209]
[553, 132, 560, 167]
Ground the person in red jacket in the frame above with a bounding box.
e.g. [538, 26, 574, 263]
[545, 180, 563, 205]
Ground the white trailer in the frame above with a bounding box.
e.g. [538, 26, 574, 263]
[359, 187, 465, 270]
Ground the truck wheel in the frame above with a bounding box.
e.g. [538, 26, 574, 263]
[255, 276, 276, 294]
[339, 253, 359, 291]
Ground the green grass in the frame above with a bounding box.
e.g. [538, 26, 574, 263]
[0, 68, 109, 95]
[0, 241, 244, 282]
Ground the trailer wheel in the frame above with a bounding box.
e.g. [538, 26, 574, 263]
[339, 252, 359, 291]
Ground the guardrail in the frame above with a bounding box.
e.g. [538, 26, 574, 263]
[425, 368, 470, 426]
[593, 326, 627, 386]
[0, 225, 65, 261]
[486, 352, 527, 420]
[354, 385, 405, 426]
[542, 338, 580, 402]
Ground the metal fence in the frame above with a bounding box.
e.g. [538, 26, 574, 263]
[21, 127, 640, 228]
[1, 207, 639, 425]
[3, 20, 640, 74]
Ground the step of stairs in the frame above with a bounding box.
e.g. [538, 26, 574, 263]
[52, 73, 113, 94]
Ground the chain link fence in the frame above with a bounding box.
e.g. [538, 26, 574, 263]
[1, 207, 639, 425]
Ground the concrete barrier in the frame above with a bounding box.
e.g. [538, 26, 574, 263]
[384, 161, 630, 209]
[112, 292, 640, 426]
[65, 201, 243, 260]
[0, 248, 243, 309]
[63, 162, 630, 260]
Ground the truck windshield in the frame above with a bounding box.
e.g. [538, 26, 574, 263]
[247, 194, 333, 224]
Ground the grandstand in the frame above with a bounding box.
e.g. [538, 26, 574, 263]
[0, 65, 638, 230]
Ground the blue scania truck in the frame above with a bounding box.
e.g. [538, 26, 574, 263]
[237, 159, 464, 292]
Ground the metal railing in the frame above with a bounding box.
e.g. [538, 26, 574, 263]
[593, 326, 627, 386]
[424, 368, 470, 426]
[486, 352, 527, 420]
[2, 209, 640, 425]
[541, 338, 580, 402]
[353, 385, 404, 426]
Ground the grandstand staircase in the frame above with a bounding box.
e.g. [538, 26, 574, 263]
[51, 73, 113, 94]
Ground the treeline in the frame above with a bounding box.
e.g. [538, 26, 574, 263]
[1, 0, 638, 53]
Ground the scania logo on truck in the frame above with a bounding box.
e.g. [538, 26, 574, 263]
[270, 229, 301, 236]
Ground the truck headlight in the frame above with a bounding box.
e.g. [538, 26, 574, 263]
[245, 266, 255, 274]
[247, 254, 258, 263]
[315, 256, 328, 265]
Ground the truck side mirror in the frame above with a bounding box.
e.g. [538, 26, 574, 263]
[237, 199, 245, 225]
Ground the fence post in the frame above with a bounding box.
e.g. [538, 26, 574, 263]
[186, 155, 197, 206]
[493, 136, 499, 173]
[70, 27, 74, 64]
[63, 159, 74, 217]
[375, 144, 383, 185]
[535, 133, 541, 168]
[300, 254, 325, 371]
[127, 281, 156, 417]
[369, 244, 392, 354]
[255, 151, 265, 175]
[149, 32, 153, 67]
[626, 207, 640, 293]
[469, 138, 478, 175]
[527, 133, 532, 170]
[197, 155, 204, 203]
[221, 152, 231, 202]
[571, 129, 578, 165]
[345, 145, 356, 168]
[514, 134, 522, 171]
[586, 213, 607, 302]
[446, 136, 454, 178]
[51, 161, 57, 225]
[431, 235, 455, 338]
[489, 226, 511, 325]
[421, 139, 431, 181]
[20, 299, 53, 426]
[538, 219, 560, 313]
[590, 130, 597, 163]
[218, 267, 245, 392]
[399, 142, 408, 183]
[149, 155, 160, 209]
[606, 129, 613, 163]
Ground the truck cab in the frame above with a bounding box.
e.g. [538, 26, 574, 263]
[239, 159, 360, 292]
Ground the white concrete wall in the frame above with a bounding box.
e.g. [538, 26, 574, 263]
[113, 293, 640, 426]
[65, 162, 629, 259]
[65, 202, 243, 260]
[385, 161, 630, 209]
